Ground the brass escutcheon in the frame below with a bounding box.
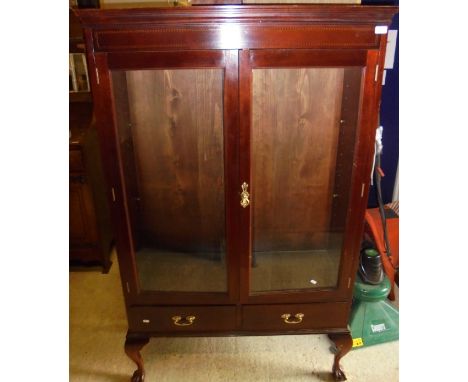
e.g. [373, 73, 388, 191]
[240, 182, 250, 208]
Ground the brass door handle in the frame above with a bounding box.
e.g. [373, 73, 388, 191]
[240, 182, 250, 208]
[172, 315, 196, 326]
[281, 313, 304, 324]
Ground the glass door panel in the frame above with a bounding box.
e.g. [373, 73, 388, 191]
[250, 67, 363, 293]
[112, 68, 227, 293]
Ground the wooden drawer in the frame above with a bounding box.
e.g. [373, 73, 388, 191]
[70, 149, 84, 172]
[128, 305, 237, 333]
[242, 303, 348, 332]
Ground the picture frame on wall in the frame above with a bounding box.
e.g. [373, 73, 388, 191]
[69, 53, 90, 93]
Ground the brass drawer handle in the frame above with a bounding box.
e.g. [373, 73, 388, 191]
[281, 313, 304, 324]
[240, 182, 250, 208]
[172, 315, 196, 326]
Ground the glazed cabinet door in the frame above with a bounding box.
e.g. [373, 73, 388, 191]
[239, 49, 379, 304]
[102, 50, 239, 305]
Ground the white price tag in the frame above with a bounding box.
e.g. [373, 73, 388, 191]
[375, 26, 388, 35]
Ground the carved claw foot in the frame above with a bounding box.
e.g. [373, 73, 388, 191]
[332, 365, 347, 381]
[125, 333, 150, 382]
[131, 369, 145, 382]
[328, 332, 352, 382]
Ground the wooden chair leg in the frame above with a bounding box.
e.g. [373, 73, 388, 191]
[124, 333, 150, 382]
[328, 332, 353, 381]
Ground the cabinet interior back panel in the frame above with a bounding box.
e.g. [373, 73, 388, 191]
[117, 69, 226, 254]
[252, 68, 344, 252]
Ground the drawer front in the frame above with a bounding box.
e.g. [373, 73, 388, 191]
[242, 303, 348, 332]
[70, 149, 84, 172]
[128, 305, 237, 333]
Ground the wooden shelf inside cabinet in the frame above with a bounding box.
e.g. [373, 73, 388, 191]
[76, 4, 398, 380]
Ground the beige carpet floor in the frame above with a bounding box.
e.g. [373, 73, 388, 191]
[70, 250, 399, 382]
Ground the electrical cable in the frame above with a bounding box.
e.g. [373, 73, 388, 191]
[374, 148, 398, 272]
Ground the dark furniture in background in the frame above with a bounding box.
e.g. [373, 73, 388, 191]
[76, 4, 397, 380]
[69, 10, 113, 272]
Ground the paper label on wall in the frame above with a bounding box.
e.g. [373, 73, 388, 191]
[384, 30, 398, 69]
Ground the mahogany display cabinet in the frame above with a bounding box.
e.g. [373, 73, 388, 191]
[76, 3, 397, 381]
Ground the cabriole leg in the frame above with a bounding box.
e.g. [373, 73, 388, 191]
[328, 332, 353, 381]
[124, 333, 150, 382]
